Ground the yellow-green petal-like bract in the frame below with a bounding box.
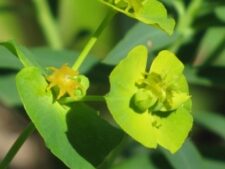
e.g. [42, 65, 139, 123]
[106, 45, 193, 153]
[99, 0, 175, 35]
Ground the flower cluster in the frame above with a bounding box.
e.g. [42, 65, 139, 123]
[106, 46, 193, 153]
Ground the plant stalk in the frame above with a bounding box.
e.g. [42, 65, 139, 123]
[0, 123, 35, 169]
[60, 95, 105, 104]
[33, 0, 63, 49]
[170, 0, 203, 52]
[72, 10, 116, 71]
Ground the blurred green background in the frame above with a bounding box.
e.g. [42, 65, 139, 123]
[0, 0, 225, 169]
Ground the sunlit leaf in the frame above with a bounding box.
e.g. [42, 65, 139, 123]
[99, 0, 175, 35]
[16, 67, 123, 168]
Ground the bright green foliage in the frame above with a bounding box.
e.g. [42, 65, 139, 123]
[16, 67, 123, 168]
[106, 45, 193, 153]
[99, 0, 175, 35]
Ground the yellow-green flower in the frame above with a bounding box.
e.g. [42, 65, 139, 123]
[106, 45, 193, 153]
[47, 64, 89, 99]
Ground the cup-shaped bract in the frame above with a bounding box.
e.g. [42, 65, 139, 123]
[99, 0, 175, 35]
[106, 45, 193, 153]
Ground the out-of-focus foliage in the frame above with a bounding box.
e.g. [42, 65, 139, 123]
[0, 0, 225, 169]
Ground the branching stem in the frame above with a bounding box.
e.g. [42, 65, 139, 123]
[33, 0, 63, 49]
[60, 95, 105, 104]
[72, 10, 116, 70]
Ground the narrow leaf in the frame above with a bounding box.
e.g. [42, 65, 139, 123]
[194, 111, 225, 139]
[0, 41, 41, 69]
[161, 140, 204, 169]
[0, 46, 22, 69]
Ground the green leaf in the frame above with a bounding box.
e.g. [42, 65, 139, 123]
[0, 74, 21, 106]
[194, 111, 225, 139]
[66, 103, 123, 166]
[203, 159, 225, 169]
[215, 6, 225, 22]
[194, 27, 225, 66]
[100, 0, 175, 35]
[103, 22, 178, 65]
[16, 67, 123, 168]
[185, 66, 225, 89]
[161, 140, 204, 169]
[31, 47, 99, 73]
[163, 139, 225, 169]
[0, 46, 22, 69]
[111, 154, 157, 169]
[0, 45, 99, 73]
[0, 41, 41, 69]
[106, 45, 193, 153]
[184, 66, 212, 87]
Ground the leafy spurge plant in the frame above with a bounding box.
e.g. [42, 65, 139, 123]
[0, 0, 195, 169]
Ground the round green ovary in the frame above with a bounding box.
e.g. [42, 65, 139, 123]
[132, 72, 169, 112]
[132, 88, 157, 113]
[133, 69, 190, 113]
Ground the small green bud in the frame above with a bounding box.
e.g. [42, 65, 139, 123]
[132, 88, 157, 113]
[74, 75, 89, 99]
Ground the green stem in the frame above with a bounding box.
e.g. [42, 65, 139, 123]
[33, 0, 63, 50]
[173, 0, 185, 18]
[170, 0, 203, 52]
[0, 123, 35, 169]
[60, 95, 105, 104]
[72, 10, 116, 71]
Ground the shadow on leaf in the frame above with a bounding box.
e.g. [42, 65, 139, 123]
[66, 103, 124, 167]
